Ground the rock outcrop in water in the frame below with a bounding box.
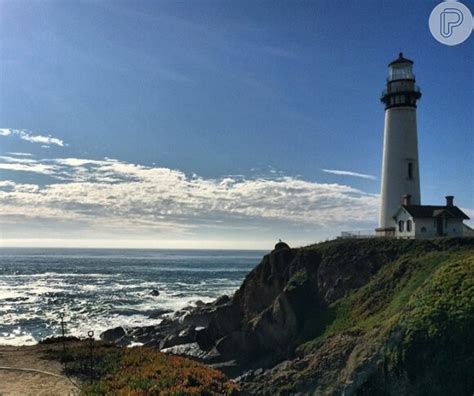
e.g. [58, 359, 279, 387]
[101, 237, 474, 395]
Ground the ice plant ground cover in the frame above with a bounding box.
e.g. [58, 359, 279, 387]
[44, 339, 239, 395]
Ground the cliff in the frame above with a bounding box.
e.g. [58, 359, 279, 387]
[235, 237, 474, 395]
[103, 237, 474, 395]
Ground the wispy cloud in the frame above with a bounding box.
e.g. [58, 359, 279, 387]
[461, 208, 474, 227]
[0, 128, 66, 147]
[0, 156, 379, 241]
[7, 152, 33, 157]
[321, 169, 377, 180]
[0, 162, 59, 174]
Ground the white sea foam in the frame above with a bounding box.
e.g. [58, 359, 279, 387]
[0, 248, 260, 346]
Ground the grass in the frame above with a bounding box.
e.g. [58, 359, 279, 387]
[375, 253, 474, 395]
[292, 239, 473, 394]
[297, 243, 472, 355]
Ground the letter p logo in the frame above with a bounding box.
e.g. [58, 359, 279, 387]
[440, 8, 464, 38]
[429, 2, 473, 46]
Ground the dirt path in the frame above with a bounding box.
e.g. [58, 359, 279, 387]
[0, 344, 80, 396]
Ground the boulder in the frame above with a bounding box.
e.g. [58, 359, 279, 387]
[147, 308, 173, 319]
[195, 326, 214, 351]
[214, 295, 231, 306]
[159, 326, 196, 349]
[100, 327, 126, 343]
[161, 342, 222, 364]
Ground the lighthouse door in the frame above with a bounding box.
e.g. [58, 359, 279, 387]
[436, 217, 444, 236]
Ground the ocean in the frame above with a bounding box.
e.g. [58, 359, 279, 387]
[0, 248, 265, 346]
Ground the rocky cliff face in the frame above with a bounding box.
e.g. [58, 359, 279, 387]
[236, 238, 474, 395]
[101, 237, 474, 395]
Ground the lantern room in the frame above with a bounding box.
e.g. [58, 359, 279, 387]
[388, 53, 415, 81]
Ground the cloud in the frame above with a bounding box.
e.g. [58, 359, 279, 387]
[7, 152, 33, 157]
[0, 128, 66, 147]
[321, 169, 377, 180]
[0, 180, 16, 188]
[0, 129, 12, 136]
[0, 156, 380, 242]
[461, 207, 474, 227]
[0, 155, 60, 174]
[0, 155, 37, 164]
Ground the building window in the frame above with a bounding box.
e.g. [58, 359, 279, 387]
[421, 226, 426, 233]
[406, 220, 412, 232]
[408, 162, 413, 180]
[398, 220, 404, 232]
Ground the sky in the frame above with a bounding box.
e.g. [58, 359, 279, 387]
[0, 0, 473, 249]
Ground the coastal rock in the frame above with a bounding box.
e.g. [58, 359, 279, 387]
[100, 326, 126, 343]
[209, 359, 242, 378]
[129, 321, 185, 347]
[150, 289, 160, 297]
[214, 295, 230, 305]
[161, 342, 222, 364]
[195, 326, 214, 350]
[160, 326, 196, 349]
[147, 308, 172, 319]
[174, 297, 234, 328]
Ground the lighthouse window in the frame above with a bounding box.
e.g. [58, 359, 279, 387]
[406, 220, 412, 232]
[408, 162, 413, 179]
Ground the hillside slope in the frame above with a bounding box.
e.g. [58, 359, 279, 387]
[102, 237, 473, 395]
[235, 238, 474, 395]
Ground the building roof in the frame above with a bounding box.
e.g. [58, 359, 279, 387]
[400, 205, 470, 220]
[388, 52, 414, 66]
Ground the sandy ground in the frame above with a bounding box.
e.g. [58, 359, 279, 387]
[0, 344, 80, 396]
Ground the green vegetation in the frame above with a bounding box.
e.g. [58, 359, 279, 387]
[294, 237, 473, 394]
[47, 341, 239, 395]
[391, 254, 474, 395]
[298, 239, 472, 351]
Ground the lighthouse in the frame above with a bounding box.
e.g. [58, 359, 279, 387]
[376, 53, 422, 237]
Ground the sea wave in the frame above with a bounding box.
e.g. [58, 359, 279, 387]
[0, 248, 262, 346]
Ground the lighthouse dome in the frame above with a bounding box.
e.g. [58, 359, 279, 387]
[388, 52, 414, 66]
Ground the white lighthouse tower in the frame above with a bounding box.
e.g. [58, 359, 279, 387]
[376, 53, 422, 237]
